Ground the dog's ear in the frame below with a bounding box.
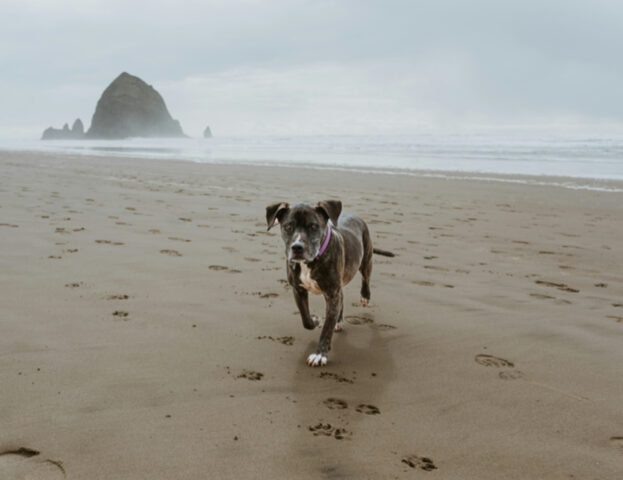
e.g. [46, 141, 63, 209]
[315, 200, 342, 226]
[265, 202, 289, 231]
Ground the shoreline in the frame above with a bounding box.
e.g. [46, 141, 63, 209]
[3, 147, 623, 193]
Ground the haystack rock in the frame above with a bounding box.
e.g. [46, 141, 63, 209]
[203, 126, 212, 138]
[41, 118, 85, 140]
[86, 72, 185, 139]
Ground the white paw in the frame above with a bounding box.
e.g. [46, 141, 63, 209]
[311, 315, 322, 328]
[360, 297, 369, 307]
[334, 321, 343, 332]
[307, 353, 328, 367]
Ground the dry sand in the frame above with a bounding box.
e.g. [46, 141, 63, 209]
[1, 150, 622, 479]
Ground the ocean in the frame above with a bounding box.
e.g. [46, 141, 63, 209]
[2, 134, 623, 192]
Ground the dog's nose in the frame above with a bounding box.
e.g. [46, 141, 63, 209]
[291, 243, 304, 255]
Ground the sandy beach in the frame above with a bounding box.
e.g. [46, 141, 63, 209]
[1, 150, 622, 479]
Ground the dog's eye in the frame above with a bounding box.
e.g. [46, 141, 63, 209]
[310, 224, 319, 231]
[284, 223, 294, 232]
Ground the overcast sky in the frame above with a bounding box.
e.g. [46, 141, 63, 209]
[2, 0, 623, 138]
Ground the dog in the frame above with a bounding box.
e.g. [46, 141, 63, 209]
[266, 199, 378, 367]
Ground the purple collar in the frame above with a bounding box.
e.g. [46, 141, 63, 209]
[316, 226, 332, 259]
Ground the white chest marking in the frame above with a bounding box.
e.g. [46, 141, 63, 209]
[299, 263, 322, 295]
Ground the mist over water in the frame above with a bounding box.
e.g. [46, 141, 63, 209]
[2, 133, 623, 190]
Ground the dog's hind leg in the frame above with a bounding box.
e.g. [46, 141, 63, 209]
[359, 224, 373, 306]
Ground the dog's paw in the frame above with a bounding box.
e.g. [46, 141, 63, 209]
[334, 321, 343, 332]
[360, 297, 369, 307]
[307, 352, 328, 367]
[311, 315, 322, 328]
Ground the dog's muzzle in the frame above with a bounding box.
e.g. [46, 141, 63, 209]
[289, 240, 306, 261]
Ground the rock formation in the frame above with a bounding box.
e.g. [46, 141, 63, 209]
[41, 119, 85, 140]
[203, 126, 212, 138]
[72, 118, 84, 136]
[86, 72, 185, 139]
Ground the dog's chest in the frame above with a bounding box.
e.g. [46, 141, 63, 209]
[299, 263, 322, 295]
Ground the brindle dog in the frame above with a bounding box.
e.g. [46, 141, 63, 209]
[266, 200, 373, 367]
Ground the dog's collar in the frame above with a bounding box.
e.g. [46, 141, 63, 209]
[316, 226, 332, 259]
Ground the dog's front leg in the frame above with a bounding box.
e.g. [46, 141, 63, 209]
[307, 289, 343, 367]
[293, 286, 321, 330]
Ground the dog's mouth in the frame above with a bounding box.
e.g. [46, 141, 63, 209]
[288, 248, 317, 263]
[288, 253, 311, 263]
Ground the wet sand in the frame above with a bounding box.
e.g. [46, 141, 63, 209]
[1, 150, 622, 479]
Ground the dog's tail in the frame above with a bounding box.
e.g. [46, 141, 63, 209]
[373, 248, 395, 257]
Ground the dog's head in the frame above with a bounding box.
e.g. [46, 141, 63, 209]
[266, 200, 342, 263]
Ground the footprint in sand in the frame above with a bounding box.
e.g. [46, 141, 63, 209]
[372, 323, 397, 331]
[401, 454, 437, 471]
[95, 240, 124, 246]
[64, 282, 83, 288]
[319, 372, 355, 384]
[356, 404, 380, 415]
[0, 448, 65, 479]
[160, 249, 182, 257]
[530, 293, 556, 300]
[474, 354, 514, 368]
[308, 423, 350, 440]
[259, 292, 279, 299]
[535, 280, 579, 293]
[168, 237, 191, 242]
[423, 265, 449, 272]
[323, 398, 348, 410]
[209, 265, 228, 271]
[498, 370, 526, 380]
[237, 370, 263, 381]
[257, 335, 294, 346]
[610, 437, 623, 454]
[606, 315, 623, 323]
[345, 315, 374, 326]
[112, 310, 129, 318]
[106, 294, 129, 300]
[244, 257, 261, 262]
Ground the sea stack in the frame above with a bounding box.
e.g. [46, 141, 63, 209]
[72, 118, 84, 136]
[203, 126, 212, 138]
[86, 72, 185, 139]
[41, 118, 85, 140]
